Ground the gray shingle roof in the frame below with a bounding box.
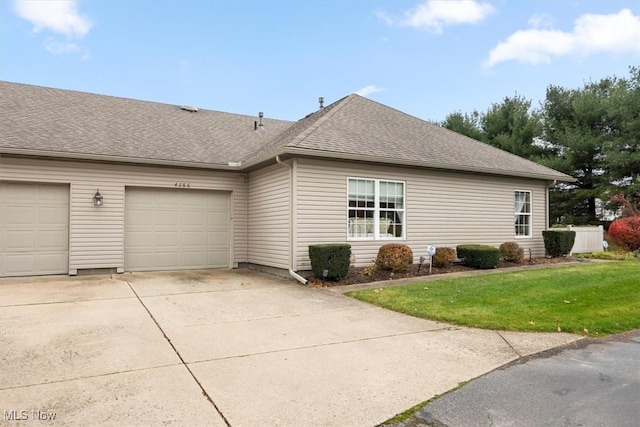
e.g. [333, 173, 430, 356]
[247, 94, 573, 181]
[0, 81, 292, 168]
[1, 81, 572, 181]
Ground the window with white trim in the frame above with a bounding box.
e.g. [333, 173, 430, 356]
[515, 190, 532, 237]
[348, 178, 405, 239]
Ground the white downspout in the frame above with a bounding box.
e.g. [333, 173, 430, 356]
[546, 179, 557, 229]
[276, 155, 307, 285]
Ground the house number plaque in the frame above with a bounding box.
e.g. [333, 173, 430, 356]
[174, 182, 191, 188]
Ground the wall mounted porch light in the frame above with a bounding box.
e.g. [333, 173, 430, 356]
[93, 189, 103, 206]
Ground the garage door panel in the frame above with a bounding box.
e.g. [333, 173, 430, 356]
[37, 253, 68, 272]
[40, 186, 68, 201]
[5, 230, 35, 251]
[126, 252, 153, 268]
[155, 252, 181, 269]
[208, 194, 230, 208]
[126, 231, 153, 247]
[155, 231, 180, 247]
[207, 211, 229, 225]
[125, 188, 230, 271]
[38, 206, 68, 224]
[181, 231, 205, 247]
[207, 231, 229, 245]
[126, 210, 151, 226]
[1, 181, 69, 277]
[182, 211, 205, 226]
[3, 183, 34, 199]
[180, 197, 205, 208]
[39, 230, 69, 250]
[129, 191, 153, 205]
[207, 250, 229, 267]
[154, 210, 180, 225]
[181, 252, 205, 267]
[4, 254, 34, 276]
[5, 206, 35, 224]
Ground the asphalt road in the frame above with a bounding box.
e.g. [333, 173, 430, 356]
[389, 330, 640, 427]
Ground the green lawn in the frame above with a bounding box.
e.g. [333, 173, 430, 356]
[347, 262, 640, 336]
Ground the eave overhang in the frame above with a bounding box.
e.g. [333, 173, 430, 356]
[1, 146, 577, 183]
[0, 148, 243, 172]
[241, 147, 578, 183]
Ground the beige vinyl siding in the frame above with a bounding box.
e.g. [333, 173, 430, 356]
[295, 158, 549, 270]
[0, 156, 247, 273]
[70, 182, 124, 270]
[247, 163, 290, 269]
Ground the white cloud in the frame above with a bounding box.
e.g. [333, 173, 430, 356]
[486, 9, 640, 67]
[374, 10, 395, 27]
[378, 0, 495, 34]
[44, 37, 90, 59]
[354, 85, 384, 97]
[45, 38, 80, 54]
[13, 0, 93, 38]
[528, 14, 554, 29]
[573, 9, 640, 55]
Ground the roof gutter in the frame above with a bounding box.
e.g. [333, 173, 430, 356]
[3, 145, 576, 182]
[0, 148, 244, 171]
[244, 147, 576, 182]
[275, 154, 307, 285]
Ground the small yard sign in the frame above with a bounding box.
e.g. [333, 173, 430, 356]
[427, 245, 436, 256]
[427, 244, 436, 273]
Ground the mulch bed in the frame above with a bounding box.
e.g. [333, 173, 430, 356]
[306, 257, 576, 288]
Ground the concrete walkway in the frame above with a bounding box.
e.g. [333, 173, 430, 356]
[0, 269, 583, 426]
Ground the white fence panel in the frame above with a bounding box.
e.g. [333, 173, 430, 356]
[554, 225, 604, 254]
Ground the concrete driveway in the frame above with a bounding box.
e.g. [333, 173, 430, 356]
[1, 269, 582, 426]
[397, 330, 640, 427]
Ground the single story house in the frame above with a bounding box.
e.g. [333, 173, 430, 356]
[0, 81, 574, 280]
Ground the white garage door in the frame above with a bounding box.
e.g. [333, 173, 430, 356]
[125, 188, 230, 271]
[0, 182, 69, 277]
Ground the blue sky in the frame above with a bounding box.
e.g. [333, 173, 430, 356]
[1, 1, 639, 122]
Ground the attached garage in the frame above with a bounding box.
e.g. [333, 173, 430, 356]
[0, 182, 70, 277]
[125, 187, 231, 271]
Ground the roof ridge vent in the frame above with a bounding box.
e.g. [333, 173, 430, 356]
[180, 105, 198, 112]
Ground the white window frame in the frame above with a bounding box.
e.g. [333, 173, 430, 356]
[347, 177, 406, 241]
[514, 190, 532, 238]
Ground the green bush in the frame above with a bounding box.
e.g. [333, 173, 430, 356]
[457, 244, 501, 269]
[376, 244, 413, 273]
[308, 244, 351, 280]
[432, 247, 456, 268]
[499, 241, 525, 263]
[573, 251, 640, 261]
[542, 230, 576, 257]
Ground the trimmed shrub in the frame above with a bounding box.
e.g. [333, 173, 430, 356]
[362, 263, 379, 277]
[308, 244, 351, 280]
[499, 241, 525, 263]
[432, 247, 456, 268]
[457, 244, 500, 269]
[608, 216, 640, 251]
[376, 244, 413, 273]
[542, 230, 576, 257]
